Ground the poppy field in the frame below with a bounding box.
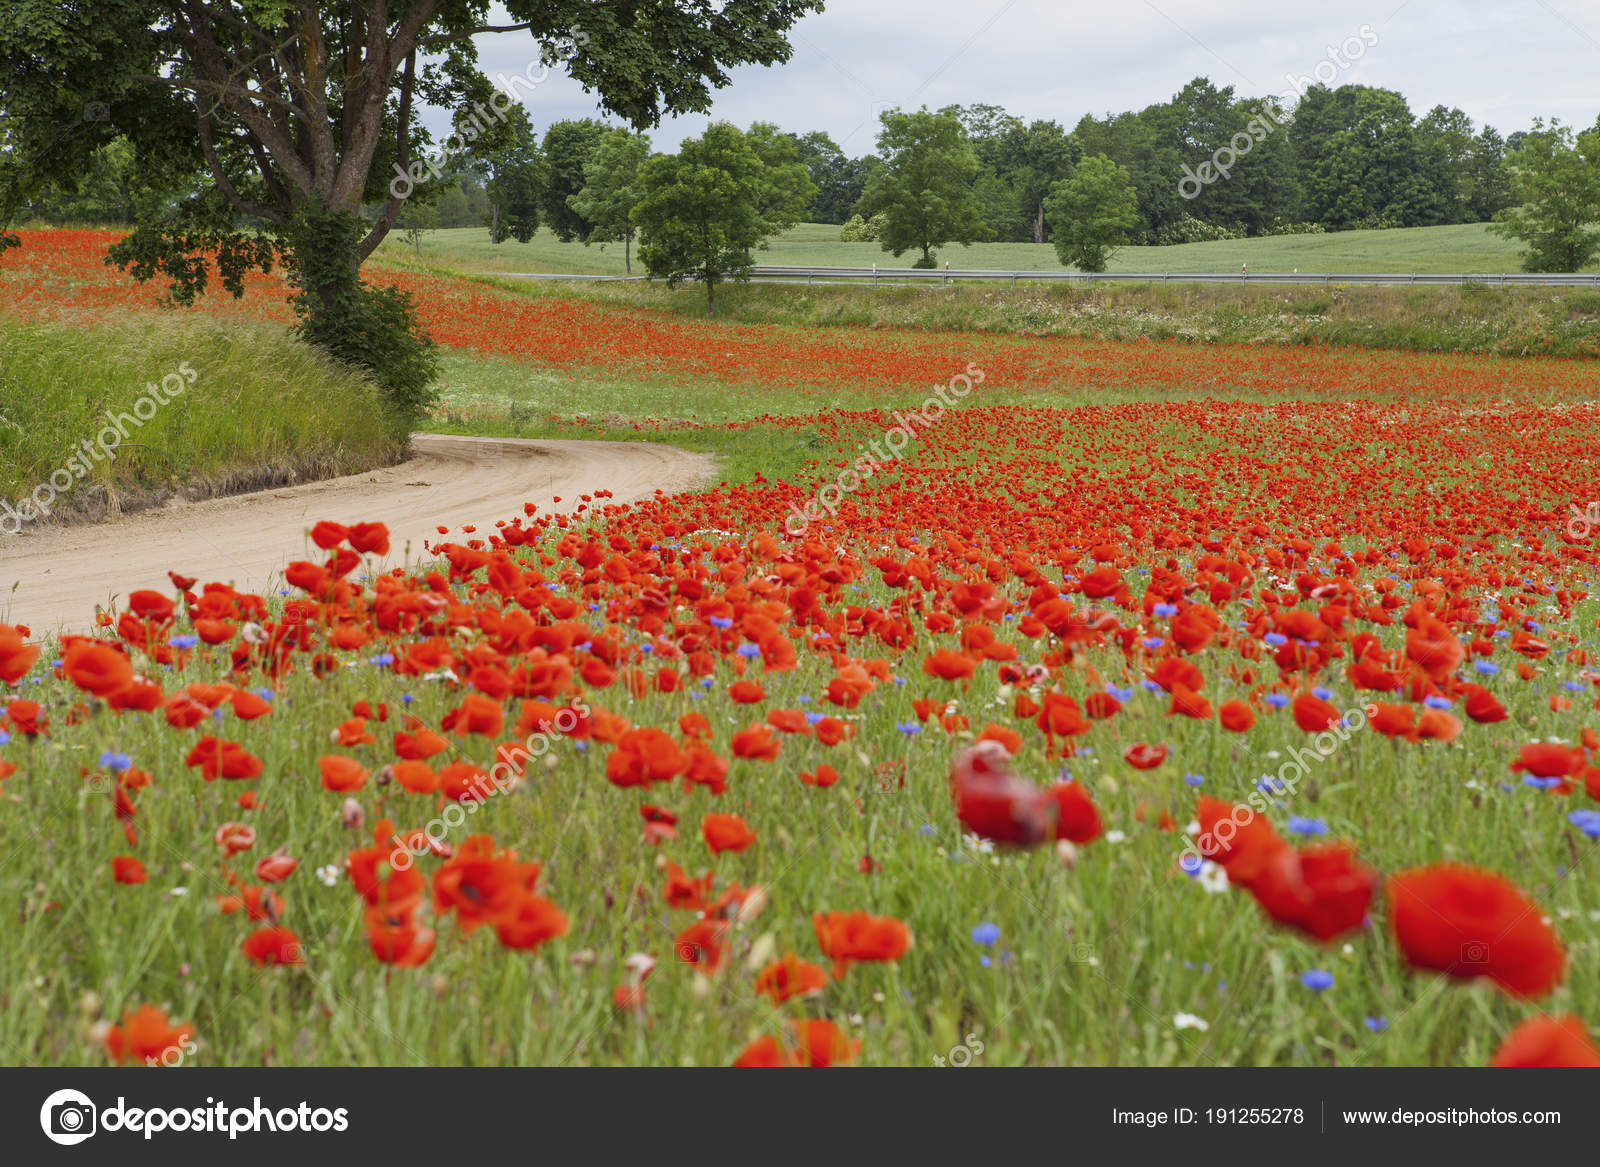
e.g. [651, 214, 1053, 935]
[6, 230, 1600, 1068]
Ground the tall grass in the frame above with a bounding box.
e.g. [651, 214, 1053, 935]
[0, 314, 406, 523]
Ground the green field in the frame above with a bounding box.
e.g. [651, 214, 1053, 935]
[377, 221, 1555, 279]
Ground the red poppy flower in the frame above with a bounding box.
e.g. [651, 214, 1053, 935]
[241, 926, 304, 966]
[104, 1004, 193, 1064]
[812, 910, 912, 977]
[1387, 865, 1565, 998]
[61, 641, 134, 699]
[753, 952, 828, 1003]
[702, 813, 757, 854]
[1218, 699, 1255, 732]
[1489, 1014, 1600, 1067]
[733, 1019, 860, 1067]
[112, 856, 147, 884]
[318, 754, 368, 792]
[1123, 742, 1169, 770]
[0, 625, 39, 685]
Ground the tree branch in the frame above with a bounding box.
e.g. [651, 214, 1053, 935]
[358, 49, 415, 260]
[197, 114, 290, 225]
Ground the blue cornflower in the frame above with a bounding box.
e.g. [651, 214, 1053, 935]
[736, 643, 761, 658]
[169, 634, 198, 649]
[971, 922, 1000, 947]
[1153, 602, 1178, 617]
[896, 721, 922, 735]
[1263, 632, 1288, 646]
[709, 616, 733, 630]
[1142, 637, 1164, 648]
[639, 643, 653, 654]
[1265, 692, 1290, 709]
[1183, 772, 1205, 787]
[1423, 695, 1452, 710]
[99, 750, 132, 773]
[1179, 853, 1203, 875]
[1312, 686, 1334, 700]
[1564, 680, 1587, 693]
[369, 653, 395, 667]
[1141, 679, 1164, 692]
[1474, 660, 1500, 675]
[1288, 815, 1328, 836]
[1524, 776, 1564, 791]
[1107, 684, 1133, 701]
[804, 711, 825, 724]
[1364, 1016, 1388, 1032]
[0, 730, 8, 745]
[1300, 969, 1334, 991]
[1568, 810, 1600, 838]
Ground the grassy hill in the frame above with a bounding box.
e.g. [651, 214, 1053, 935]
[375, 221, 1562, 279]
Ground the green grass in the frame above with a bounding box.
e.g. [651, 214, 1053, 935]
[0, 314, 406, 526]
[377, 221, 1555, 279]
[425, 350, 822, 486]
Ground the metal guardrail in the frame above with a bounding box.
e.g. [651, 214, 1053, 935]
[747, 265, 1600, 288]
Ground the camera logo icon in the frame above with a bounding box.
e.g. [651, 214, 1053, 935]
[1459, 941, 1490, 964]
[40, 1088, 97, 1145]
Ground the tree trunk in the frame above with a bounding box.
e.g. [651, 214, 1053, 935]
[491, 202, 501, 244]
[1033, 201, 1045, 245]
[706, 276, 715, 317]
[624, 229, 631, 275]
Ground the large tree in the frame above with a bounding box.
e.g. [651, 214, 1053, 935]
[567, 127, 650, 272]
[1491, 118, 1600, 272]
[633, 121, 808, 314]
[0, 0, 821, 427]
[540, 117, 609, 242]
[1044, 154, 1138, 272]
[859, 106, 991, 267]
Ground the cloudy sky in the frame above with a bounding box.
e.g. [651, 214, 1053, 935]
[442, 0, 1600, 152]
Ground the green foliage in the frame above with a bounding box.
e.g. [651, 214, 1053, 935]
[859, 106, 993, 266]
[285, 209, 438, 436]
[745, 122, 819, 236]
[1491, 119, 1600, 272]
[480, 107, 546, 245]
[839, 212, 888, 242]
[633, 123, 773, 314]
[1045, 155, 1140, 272]
[540, 119, 610, 242]
[0, 313, 402, 512]
[568, 128, 651, 272]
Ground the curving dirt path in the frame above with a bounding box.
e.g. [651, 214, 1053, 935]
[0, 434, 716, 635]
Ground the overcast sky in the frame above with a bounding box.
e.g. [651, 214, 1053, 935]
[444, 0, 1600, 152]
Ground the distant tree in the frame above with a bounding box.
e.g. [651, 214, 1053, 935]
[745, 122, 818, 237]
[1044, 154, 1139, 272]
[31, 138, 140, 224]
[478, 107, 545, 244]
[790, 131, 875, 223]
[1463, 127, 1514, 222]
[1491, 119, 1600, 272]
[1416, 105, 1477, 224]
[568, 128, 651, 272]
[397, 200, 439, 257]
[541, 119, 610, 241]
[859, 107, 991, 267]
[634, 123, 769, 315]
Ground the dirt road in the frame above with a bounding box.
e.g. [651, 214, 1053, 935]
[0, 434, 715, 634]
